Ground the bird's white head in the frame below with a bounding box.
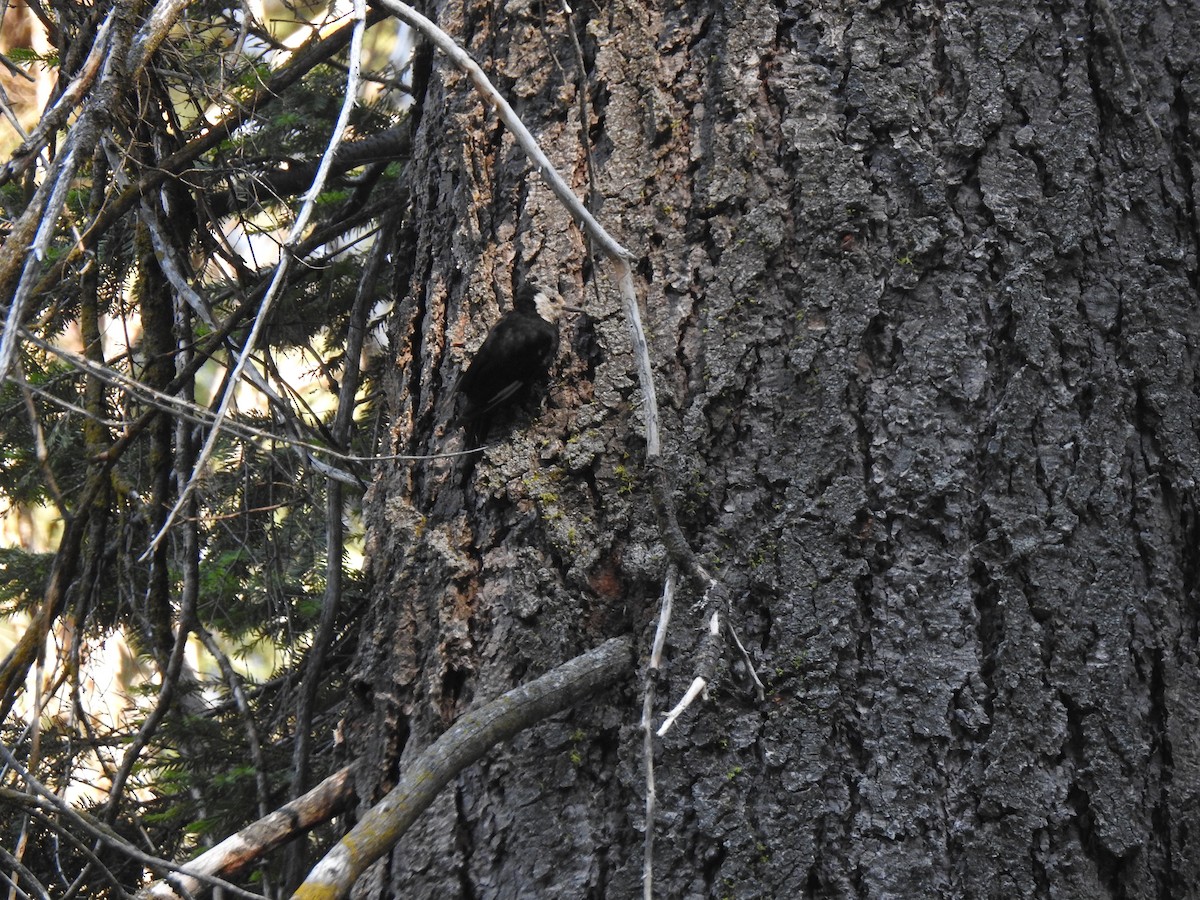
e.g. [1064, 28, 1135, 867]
[515, 282, 582, 322]
[532, 288, 566, 323]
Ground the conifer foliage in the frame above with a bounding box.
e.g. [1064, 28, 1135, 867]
[0, 2, 408, 895]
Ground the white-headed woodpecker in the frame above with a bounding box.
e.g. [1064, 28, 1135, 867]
[453, 283, 574, 448]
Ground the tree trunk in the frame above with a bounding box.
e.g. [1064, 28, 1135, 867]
[346, 0, 1200, 896]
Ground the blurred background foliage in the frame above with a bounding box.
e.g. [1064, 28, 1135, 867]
[0, 1, 411, 894]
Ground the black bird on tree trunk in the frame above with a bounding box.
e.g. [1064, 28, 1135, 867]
[452, 283, 574, 448]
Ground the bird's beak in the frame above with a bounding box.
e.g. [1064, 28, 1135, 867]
[563, 305, 586, 315]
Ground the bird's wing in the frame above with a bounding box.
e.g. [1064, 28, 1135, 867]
[458, 318, 555, 400]
[473, 380, 526, 416]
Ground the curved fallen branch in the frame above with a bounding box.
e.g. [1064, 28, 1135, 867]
[293, 636, 633, 899]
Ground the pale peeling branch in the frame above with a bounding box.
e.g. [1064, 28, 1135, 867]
[294, 636, 633, 899]
[0, 133, 78, 382]
[138, 765, 358, 900]
[0, 6, 114, 187]
[641, 567, 676, 900]
[658, 611, 720, 736]
[125, 0, 193, 79]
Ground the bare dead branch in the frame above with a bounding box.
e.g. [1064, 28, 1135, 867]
[137, 765, 358, 900]
[194, 624, 273, 818]
[0, 131, 80, 382]
[125, 0, 192, 79]
[658, 611, 720, 736]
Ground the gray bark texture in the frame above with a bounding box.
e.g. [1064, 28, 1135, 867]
[346, 0, 1200, 897]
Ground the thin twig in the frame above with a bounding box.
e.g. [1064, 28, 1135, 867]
[0, 753, 260, 899]
[101, 498, 201, 826]
[726, 618, 766, 698]
[11, 360, 66, 512]
[195, 619, 272, 819]
[291, 197, 393, 800]
[0, 132, 78, 383]
[0, 80, 30, 140]
[658, 611, 719, 736]
[12, 338, 481, 466]
[641, 566, 675, 900]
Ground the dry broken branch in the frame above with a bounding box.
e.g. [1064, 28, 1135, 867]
[138, 765, 359, 900]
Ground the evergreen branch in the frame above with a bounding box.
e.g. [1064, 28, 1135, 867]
[24, 8, 388, 307]
[203, 126, 411, 221]
[0, 755, 260, 899]
[144, 0, 371, 559]
[192, 623, 272, 820]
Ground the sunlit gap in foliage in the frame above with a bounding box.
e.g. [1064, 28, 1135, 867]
[0, 2, 408, 881]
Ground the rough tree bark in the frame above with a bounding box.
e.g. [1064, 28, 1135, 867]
[347, 0, 1200, 896]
